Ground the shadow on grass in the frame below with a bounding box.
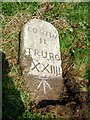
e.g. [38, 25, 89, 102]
[36, 99, 69, 109]
[2, 51, 25, 119]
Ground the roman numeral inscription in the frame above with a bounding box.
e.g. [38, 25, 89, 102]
[51, 65, 61, 76]
[31, 61, 40, 72]
[42, 64, 50, 73]
[40, 38, 46, 44]
[30, 60, 61, 76]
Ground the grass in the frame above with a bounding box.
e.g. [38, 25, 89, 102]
[1, 2, 89, 119]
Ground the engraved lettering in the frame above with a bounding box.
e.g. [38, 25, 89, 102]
[53, 66, 55, 74]
[54, 34, 57, 39]
[33, 28, 37, 33]
[40, 30, 44, 35]
[46, 31, 50, 37]
[25, 48, 32, 55]
[58, 67, 61, 75]
[55, 54, 60, 61]
[40, 38, 46, 44]
[50, 33, 54, 38]
[49, 53, 54, 60]
[51, 65, 53, 73]
[40, 37, 42, 43]
[34, 49, 40, 57]
[31, 61, 40, 72]
[25, 48, 29, 55]
[28, 26, 32, 31]
[42, 64, 50, 73]
[51, 65, 60, 76]
[56, 66, 58, 76]
[28, 27, 57, 39]
[44, 39, 46, 44]
[50, 33, 57, 39]
[42, 51, 47, 58]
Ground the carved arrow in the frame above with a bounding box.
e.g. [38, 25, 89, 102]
[37, 77, 52, 94]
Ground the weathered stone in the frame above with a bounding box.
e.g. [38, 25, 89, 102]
[20, 19, 63, 104]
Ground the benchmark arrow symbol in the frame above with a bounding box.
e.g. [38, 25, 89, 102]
[37, 78, 52, 94]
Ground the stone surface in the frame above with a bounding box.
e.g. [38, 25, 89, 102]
[20, 19, 63, 104]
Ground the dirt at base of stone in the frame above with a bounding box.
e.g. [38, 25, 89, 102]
[28, 54, 89, 119]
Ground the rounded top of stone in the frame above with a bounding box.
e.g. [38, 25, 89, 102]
[24, 19, 58, 32]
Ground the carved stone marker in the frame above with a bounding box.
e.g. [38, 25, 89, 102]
[20, 19, 63, 104]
